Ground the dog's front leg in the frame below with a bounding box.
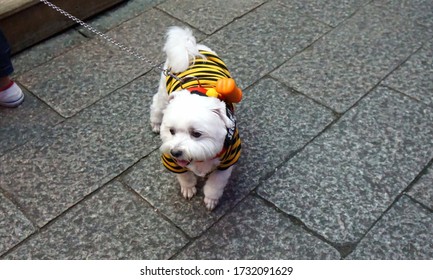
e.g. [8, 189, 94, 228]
[177, 171, 197, 199]
[203, 166, 233, 210]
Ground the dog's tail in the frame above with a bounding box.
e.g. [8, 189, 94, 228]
[163, 26, 201, 73]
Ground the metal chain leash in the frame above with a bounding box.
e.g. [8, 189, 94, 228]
[39, 0, 180, 79]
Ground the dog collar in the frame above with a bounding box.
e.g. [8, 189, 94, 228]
[187, 86, 208, 96]
[195, 147, 227, 163]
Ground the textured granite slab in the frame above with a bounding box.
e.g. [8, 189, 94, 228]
[308, 4, 429, 68]
[258, 86, 433, 245]
[348, 196, 433, 259]
[123, 150, 223, 238]
[382, 42, 433, 107]
[102, 8, 205, 67]
[0, 73, 160, 227]
[0, 193, 35, 256]
[79, 0, 164, 37]
[277, 0, 370, 27]
[122, 78, 335, 237]
[17, 38, 144, 118]
[201, 1, 330, 89]
[272, 51, 378, 113]
[408, 164, 433, 210]
[271, 4, 428, 112]
[4, 181, 188, 259]
[374, 0, 433, 28]
[11, 30, 87, 76]
[17, 8, 197, 118]
[236, 78, 335, 171]
[157, 0, 265, 35]
[0, 87, 63, 156]
[175, 196, 340, 259]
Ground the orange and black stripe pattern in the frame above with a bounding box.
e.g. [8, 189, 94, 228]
[161, 153, 188, 173]
[166, 50, 231, 94]
[217, 128, 241, 170]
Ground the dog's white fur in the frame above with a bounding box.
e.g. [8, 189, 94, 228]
[150, 26, 236, 210]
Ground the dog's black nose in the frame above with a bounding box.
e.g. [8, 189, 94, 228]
[170, 149, 183, 158]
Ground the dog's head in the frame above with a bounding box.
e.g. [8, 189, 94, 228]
[160, 90, 234, 167]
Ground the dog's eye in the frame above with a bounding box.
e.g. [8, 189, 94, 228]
[191, 131, 202, 138]
[169, 128, 176, 135]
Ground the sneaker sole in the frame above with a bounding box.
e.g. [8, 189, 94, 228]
[0, 93, 24, 108]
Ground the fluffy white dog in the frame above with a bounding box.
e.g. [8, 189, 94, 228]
[150, 26, 242, 210]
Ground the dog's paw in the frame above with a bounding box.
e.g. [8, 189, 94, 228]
[181, 186, 197, 199]
[204, 197, 218, 211]
[151, 122, 161, 133]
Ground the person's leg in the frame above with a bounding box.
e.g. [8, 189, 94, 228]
[0, 76, 12, 89]
[0, 30, 24, 107]
[0, 30, 13, 76]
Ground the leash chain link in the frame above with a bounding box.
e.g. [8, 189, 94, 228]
[39, 0, 174, 76]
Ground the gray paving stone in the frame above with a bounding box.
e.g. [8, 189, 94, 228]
[79, 0, 165, 37]
[0, 87, 63, 156]
[258, 86, 433, 244]
[0, 193, 35, 256]
[311, 4, 429, 68]
[408, 164, 433, 210]
[103, 8, 205, 65]
[0, 73, 160, 227]
[4, 181, 188, 259]
[236, 78, 335, 172]
[17, 38, 144, 118]
[202, 1, 331, 88]
[175, 196, 340, 259]
[272, 51, 378, 113]
[277, 0, 370, 27]
[158, 0, 265, 35]
[12, 30, 87, 76]
[349, 196, 433, 259]
[122, 78, 335, 237]
[374, 0, 433, 29]
[17, 8, 195, 118]
[123, 150, 225, 238]
[382, 42, 433, 107]
[271, 4, 428, 112]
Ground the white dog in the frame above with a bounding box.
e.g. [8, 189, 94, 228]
[150, 26, 242, 210]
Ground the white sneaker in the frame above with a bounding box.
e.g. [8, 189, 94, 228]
[0, 81, 24, 107]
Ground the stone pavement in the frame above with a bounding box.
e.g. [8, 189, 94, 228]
[1, 0, 432, 260]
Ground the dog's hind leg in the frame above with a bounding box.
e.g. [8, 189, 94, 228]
[150, 72, 169, 133]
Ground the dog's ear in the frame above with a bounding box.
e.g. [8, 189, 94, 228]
[212, 103, 235, 129]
